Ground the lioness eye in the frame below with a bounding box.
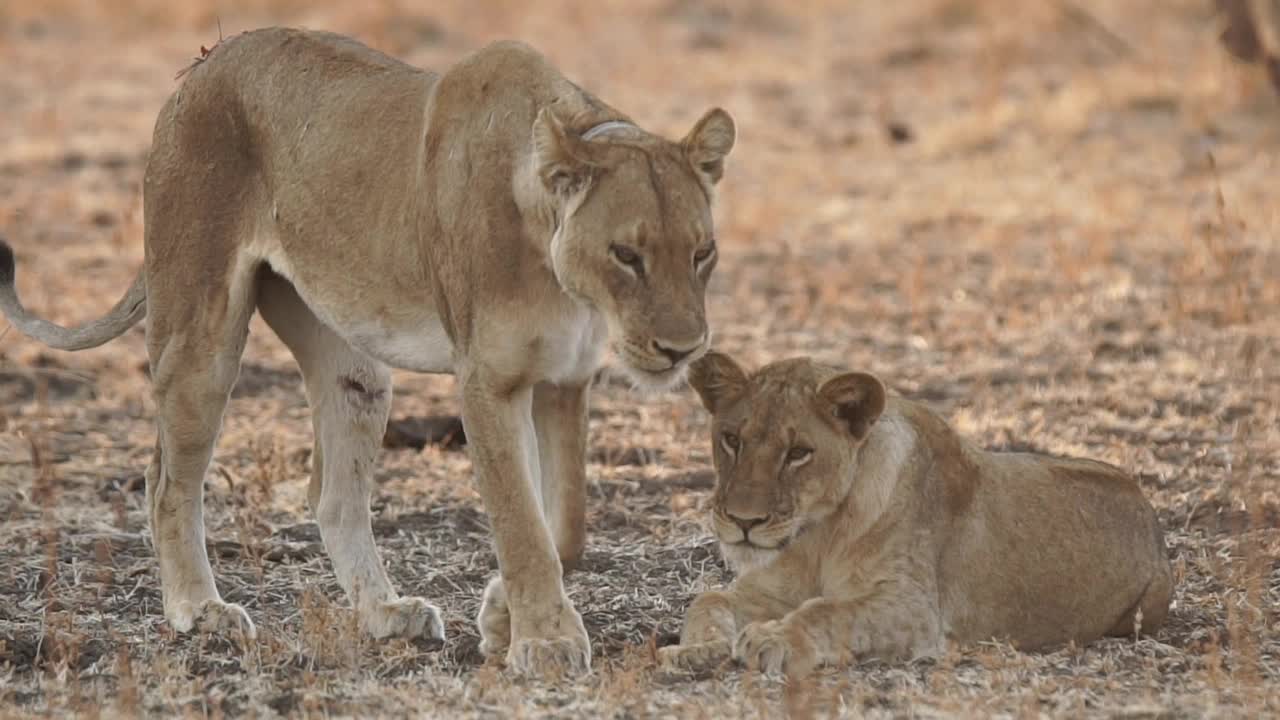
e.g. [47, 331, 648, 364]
[720, 432, 740, 454]
[693, 243, 715, 265]
[610, 244, 643, 272]
[785, 446, 813, 465]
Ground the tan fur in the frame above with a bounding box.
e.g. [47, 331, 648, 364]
[663, 353, 1173, 677]
[0, 28, 735, 677]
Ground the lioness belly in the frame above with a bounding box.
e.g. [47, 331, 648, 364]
[260, 251, 456, 373]
[348, 316, 456, 373]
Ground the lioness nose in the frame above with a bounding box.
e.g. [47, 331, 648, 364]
[727, 512, 769, 533]
[653, 337, 701, 365]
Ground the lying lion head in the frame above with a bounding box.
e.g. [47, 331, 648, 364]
[532, 107, 735, 388]
[687, 352, 887, 569]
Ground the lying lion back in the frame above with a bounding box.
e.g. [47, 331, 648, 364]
[905, 399, 1174, 649]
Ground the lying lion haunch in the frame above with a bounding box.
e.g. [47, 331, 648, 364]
[663, 352, 1173, 677]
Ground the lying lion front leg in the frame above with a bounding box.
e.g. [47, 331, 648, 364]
[735, 588, 943, 677]
[463, 368, 590, 678]
[660, 585, 785, 672]
[258, 275, 443, 642]
[658, 590, 738, 671]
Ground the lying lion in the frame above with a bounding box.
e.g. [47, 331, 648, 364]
[662, 352, 1173, 676]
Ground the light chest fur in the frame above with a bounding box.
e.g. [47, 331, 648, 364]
[334, 297, 607, 381]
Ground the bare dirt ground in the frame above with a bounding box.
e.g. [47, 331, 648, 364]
[1, 1, 1277, 717]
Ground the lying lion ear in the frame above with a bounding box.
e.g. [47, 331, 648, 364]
[687, 350, 748, 414]
[532, 108, 596, 195]
[817, 372, 886, 441]
[682, 108, 736, 185]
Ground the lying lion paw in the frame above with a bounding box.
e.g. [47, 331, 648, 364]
[365, 596, 445, 641]
[733, 620, 816, 677]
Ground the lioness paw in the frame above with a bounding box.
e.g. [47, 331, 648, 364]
[508, 635, 591, 679]
[734, 620, 816, 678]
[505, 603, 592, 679]
[168, 598, 257, 642]
[657, 639, 732, 674]
[365, 596, 445, 642]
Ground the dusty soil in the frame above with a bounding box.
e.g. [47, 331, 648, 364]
[1, 1, 1277, 717]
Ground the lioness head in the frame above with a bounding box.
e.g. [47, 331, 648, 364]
[687, 352, 887, 568]
[532, 107, 735, 388]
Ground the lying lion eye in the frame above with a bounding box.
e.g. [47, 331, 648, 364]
[720, 432, 741, 454]
[610, 244, 643, 271]
[785, 446, 813, 465]
[693, 244, 716, 265]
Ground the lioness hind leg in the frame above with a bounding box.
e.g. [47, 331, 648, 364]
[145, 268, 257, 642]
[257, 273, 444, 642]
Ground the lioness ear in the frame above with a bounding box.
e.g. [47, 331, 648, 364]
[682, 108, 736, 185]
[687, 350, 748, 414]
[532, 108, 597, 196]
[817, 372, 886, 441]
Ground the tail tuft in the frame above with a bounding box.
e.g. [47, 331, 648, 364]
[0, 237, 14, 287]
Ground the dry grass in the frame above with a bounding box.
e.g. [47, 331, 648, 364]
[1, 0, 1278, 717]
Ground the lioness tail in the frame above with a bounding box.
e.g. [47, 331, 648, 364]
[0, 238, 146, 351]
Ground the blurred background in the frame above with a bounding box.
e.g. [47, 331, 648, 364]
[1, 0, 1277, 352]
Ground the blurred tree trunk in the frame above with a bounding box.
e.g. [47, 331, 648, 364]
[1217, 0, 1280, 94]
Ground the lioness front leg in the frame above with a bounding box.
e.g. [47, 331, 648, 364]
[462, 369, 590, 677]
[477, 381, 589, 658]
[735, 590, 943, 677]
[533, 381, 589, 569]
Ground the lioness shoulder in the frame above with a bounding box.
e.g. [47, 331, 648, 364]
[661, 351, 1173, 677]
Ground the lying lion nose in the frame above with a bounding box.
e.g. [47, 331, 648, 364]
[727, 512, 769, 533]
[652, 337, 702, 365]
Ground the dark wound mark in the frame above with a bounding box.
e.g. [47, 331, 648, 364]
[341, 375, 386, 402]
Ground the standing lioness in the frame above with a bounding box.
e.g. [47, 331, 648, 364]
[0, 28, 736, 677]
[662, 352, 1172, 676]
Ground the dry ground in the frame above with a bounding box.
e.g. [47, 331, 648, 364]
[1, 1, 1278, 717]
